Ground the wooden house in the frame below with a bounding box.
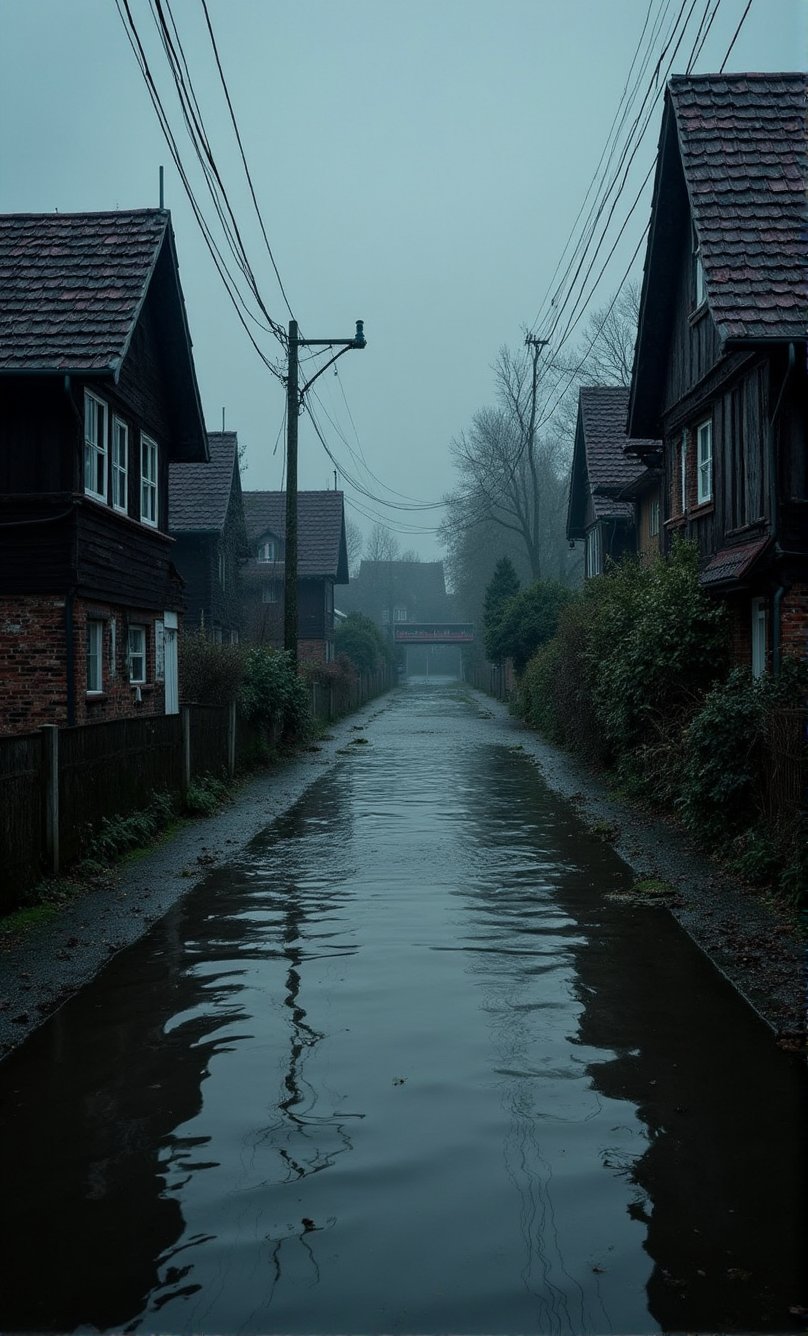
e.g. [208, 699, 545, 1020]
[242, 490, 348, 664]
[566, 386, 660, 575]
[0, 209, 208, 733]
[169, 431, 248, 644]
[627, 74, 808, 675]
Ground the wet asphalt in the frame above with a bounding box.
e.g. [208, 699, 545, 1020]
[0, 679, 806, 1334]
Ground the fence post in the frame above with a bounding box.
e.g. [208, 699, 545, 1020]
[227, 700, 237, 777]
[329, 684, 334, 722]
[41, 724, 59, 875]
[181, 706, 192, 791]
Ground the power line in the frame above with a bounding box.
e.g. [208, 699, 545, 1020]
[719, 0, 754, 71]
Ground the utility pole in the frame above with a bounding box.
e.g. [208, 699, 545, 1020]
[284, 319, 366, 665]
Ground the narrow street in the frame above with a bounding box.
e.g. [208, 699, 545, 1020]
[0, 680, 805, 1335]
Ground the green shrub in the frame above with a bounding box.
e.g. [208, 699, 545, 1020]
[184, 773, 230, 817]
[179, 632, 246, 704]
[239, 646, 311, 744]
[85, 790, 178, 862]
[588, 541, 729, 763]
[490, 579, 574, 673]
[335, 612, 392, 674]
[483, 557, 521, 661]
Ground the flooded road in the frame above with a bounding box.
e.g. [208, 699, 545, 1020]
[1, 680, 806, 1334]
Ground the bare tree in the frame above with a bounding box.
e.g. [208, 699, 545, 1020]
[364, 523, 400, 565]
[448, 341, 570, 581]
[576, 280, 641, 387]
[345, 518, 363, 578]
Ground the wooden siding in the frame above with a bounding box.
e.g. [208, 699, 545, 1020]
[661, 226, 722, 414]
[0, 378, 79, 493]
[75, 502, 181, 609]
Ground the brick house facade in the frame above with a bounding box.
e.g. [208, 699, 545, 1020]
[0, 210, 208, 734]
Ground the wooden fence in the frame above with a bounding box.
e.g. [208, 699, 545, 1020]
[0, 730, 44, 898]
[0, 668, 394, 912]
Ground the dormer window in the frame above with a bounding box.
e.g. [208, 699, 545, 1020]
[258, 539, 276, 562]
[693, 231, 706, 309]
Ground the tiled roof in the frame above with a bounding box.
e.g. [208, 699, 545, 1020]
[0, 210, 170, 373]
[699, 536, 771, 588]
[669, 73, 808, 343]
[169, 432, 238, 533]
[243, 490, 347, 580]
[580, 387, 656, 518]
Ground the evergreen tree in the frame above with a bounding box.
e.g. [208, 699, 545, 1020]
[483, 557, 520, 661]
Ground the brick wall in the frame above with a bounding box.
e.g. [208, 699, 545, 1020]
[0, 595, 167, 736]
[298, 638, 327, 667]
[782, 583, 808, 660]
[0, 596, 69, 732]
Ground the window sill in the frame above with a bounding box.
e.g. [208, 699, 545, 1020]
[688, 301, 709, 326]
[665, 515, 687, 530]
[691, 500, 714, 517]
[86, 691, 107, 702]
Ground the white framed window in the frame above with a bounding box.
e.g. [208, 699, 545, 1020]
[229, 629, 239, 645]
[212, 625, 223, 644]
[140, 434, 158, 526]
[680, 431, 688, 513]
[84, 390, 108, 502]
[649, 495, 660, 538]
[751, 598, 768, 679]
[112, 417, 128, 513]
[696, 419, 713, 505]
[382, 608, 390, 624]
[262, 584, 278, 604]
[128, 625, 147, 684]
[585, 524, 603, 577]
[109, 617, 117, 678]
[394, 606, 408, 622]
[257, 539, 276, 562]
[86, 620, 104, 694]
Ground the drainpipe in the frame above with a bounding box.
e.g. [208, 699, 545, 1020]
[768, 343, 796, 676]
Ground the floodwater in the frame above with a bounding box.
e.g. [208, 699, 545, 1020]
[0, 680, 806, 1334]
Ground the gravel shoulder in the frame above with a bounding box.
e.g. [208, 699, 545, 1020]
[0, 694, 396, 1061]
[471, 688, 806, 1050]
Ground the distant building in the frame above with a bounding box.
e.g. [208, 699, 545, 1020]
[242, 491, 348, 664]
[169, 431, 248, 645]
[566, 386, 660, 576]
[338, 560, 451, 628]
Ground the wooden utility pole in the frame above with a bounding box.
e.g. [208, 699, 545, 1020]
[284, 319, 300, 661]
[283, 319, 366, 667]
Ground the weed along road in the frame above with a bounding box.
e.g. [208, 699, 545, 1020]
[0, 680, 806, 1335]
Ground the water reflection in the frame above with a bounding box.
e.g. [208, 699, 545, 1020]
[457, 742, 808, 1332]
[0, 685, 805, 1334]
[0, 772, 357, 1332]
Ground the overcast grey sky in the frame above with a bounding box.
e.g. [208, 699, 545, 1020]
[1, 1, 804, 555]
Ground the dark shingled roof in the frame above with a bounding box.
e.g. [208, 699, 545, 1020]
[169, 432, 239, 533]
[0, 208, 208, 460]
[243, 491, 348, 582]
[580, 387, 655, 519]
[0, 209, 170, 373]
[669, 73, 808, 344]
[699, 535, 771, 588]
